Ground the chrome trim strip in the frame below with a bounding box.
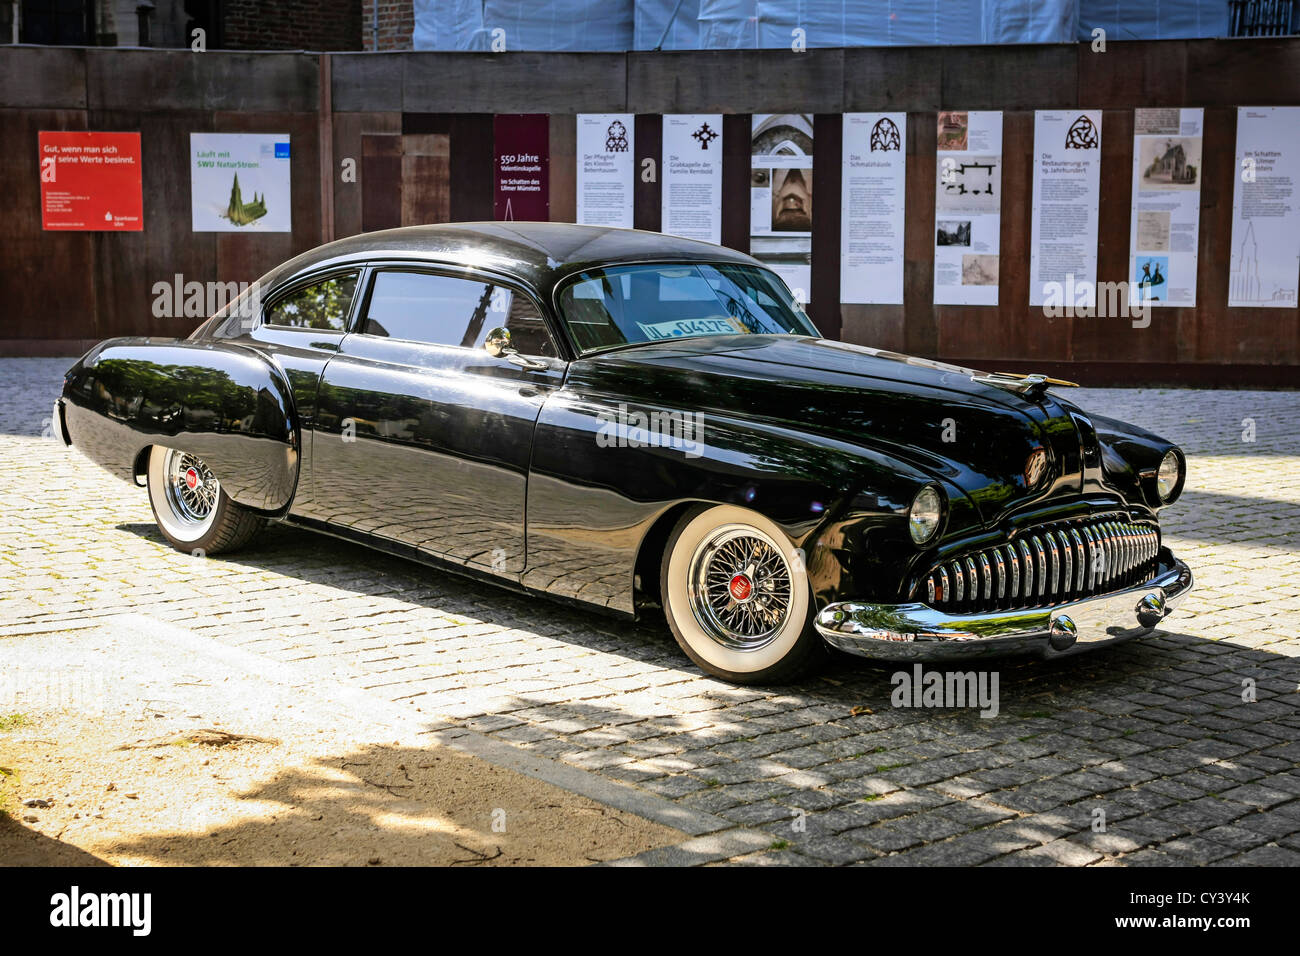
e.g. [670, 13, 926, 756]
[1100, 522, 1115, 587]
[1057, 530, 1071, 598]
[1070, 528, 1086, 593]
[1032, 536, 1047, 599]
[1018, 539, 1034, 599]
[1046, 532, 1060, 597]
[52, 398, 72, 448]
[1079, 526, 1094, 589]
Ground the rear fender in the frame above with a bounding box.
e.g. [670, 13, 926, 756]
[60, 338, 300, 514]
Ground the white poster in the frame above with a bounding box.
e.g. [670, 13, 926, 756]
[576, 114, 634, 229]
[751, 114, 813, 302]
[190, 133, 292, 232]
[840, 112, 906, 304]
[1128, 108, 1203, 308]
[662, 114, 723, 245]
[1029, 111, 1102, 308]
[1229, 107, 1300, 308]
[934, 110, 1003, 306]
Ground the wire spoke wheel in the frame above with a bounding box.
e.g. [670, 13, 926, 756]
[162, 449, 220, 527]
[147, 445, 264, 554]
[688, 524, 793, 651]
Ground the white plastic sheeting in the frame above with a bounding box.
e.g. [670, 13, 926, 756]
[982, 0, 1079, 45]
[1076, 1, 1228, 42]
[412, 0, 634, 52]
[413, 0, 1229, 51]
[680, 0, 1073, 49]
[634, 0, 702, 50]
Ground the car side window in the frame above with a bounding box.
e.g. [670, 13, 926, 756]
[362, 270, 495, 346]
[362, 270, 556, 357]
[469, 287, 557, 358]
[264, 272, 359, 331]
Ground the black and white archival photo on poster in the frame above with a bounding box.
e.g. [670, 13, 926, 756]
[934, 110, 1002, 305]
[751, 112, 814, 302]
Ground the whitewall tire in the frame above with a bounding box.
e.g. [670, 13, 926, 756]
[660, 504, 824, 684]
[146, 446, 265, 554]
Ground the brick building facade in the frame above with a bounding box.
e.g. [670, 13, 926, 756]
[361, 0, 413, 51]
[223, 0, 364, 51]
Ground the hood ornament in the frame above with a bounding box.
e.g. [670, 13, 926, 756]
[971, 371, 1079, 400]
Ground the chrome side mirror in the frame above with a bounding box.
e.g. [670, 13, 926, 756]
[484, 326, 511, 357]
[484, 325, 546, 370]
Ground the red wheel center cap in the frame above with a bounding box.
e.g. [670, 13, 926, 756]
[184, 467, 199, 490]
[728, 573, 753, 602]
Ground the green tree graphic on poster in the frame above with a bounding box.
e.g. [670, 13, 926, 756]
[225, 174, 267, 226]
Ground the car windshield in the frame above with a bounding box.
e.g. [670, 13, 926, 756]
[557, 262, 818, 355]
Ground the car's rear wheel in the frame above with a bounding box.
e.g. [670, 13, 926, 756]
[660, 504, 825, 684]
[146, 446, 265, 554]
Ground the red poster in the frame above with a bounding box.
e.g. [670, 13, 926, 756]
[39, 131, 144, 231]
[493, 114, 549, 222]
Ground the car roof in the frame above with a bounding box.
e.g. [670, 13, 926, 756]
[263, 222, 764, 296]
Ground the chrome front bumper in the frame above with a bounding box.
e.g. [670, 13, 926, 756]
[815, 553, 1193, 661]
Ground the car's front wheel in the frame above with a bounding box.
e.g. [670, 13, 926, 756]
[660, 504, 825, 684]
[145, 446, 265, 554]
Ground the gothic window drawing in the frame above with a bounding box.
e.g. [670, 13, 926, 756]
[605, 120, 628, 153]
[870, 117, 902, 152]
[1065, 115, 1099, 150]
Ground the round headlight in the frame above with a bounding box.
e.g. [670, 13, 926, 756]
[908, 485, 944, 545]
[1156, 450, 1181, 502]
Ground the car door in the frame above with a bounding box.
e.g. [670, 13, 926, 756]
[308, 264, 566, 576]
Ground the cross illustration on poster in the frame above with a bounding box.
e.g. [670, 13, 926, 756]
[692, 122, 719, 149]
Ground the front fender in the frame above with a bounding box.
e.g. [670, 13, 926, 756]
[1089, 413, 1183, 510]
[61, 337, 300, 514]
[525, 390, 939, 613]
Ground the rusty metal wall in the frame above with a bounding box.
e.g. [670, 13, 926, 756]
[2, 41, 1298, 383]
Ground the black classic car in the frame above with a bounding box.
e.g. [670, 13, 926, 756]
[55, 223, 1192, 683]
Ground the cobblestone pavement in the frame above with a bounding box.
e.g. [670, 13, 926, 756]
[2, 356, 1298, 866]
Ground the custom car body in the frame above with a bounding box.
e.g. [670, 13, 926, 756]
[55, 223, 1193, 683]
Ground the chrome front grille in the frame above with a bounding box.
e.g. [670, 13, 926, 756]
[920, 514, 1161, 613]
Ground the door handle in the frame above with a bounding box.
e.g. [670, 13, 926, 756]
[506, 352, 547, 371]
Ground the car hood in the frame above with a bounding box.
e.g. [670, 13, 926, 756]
[576, 335, 1091, 525]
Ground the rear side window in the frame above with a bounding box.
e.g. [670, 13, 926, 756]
[361, 270, 555, 356]
[264, 272, 359, 331]
[362, 271, 493, 345]
[467, 288, 556, 357]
